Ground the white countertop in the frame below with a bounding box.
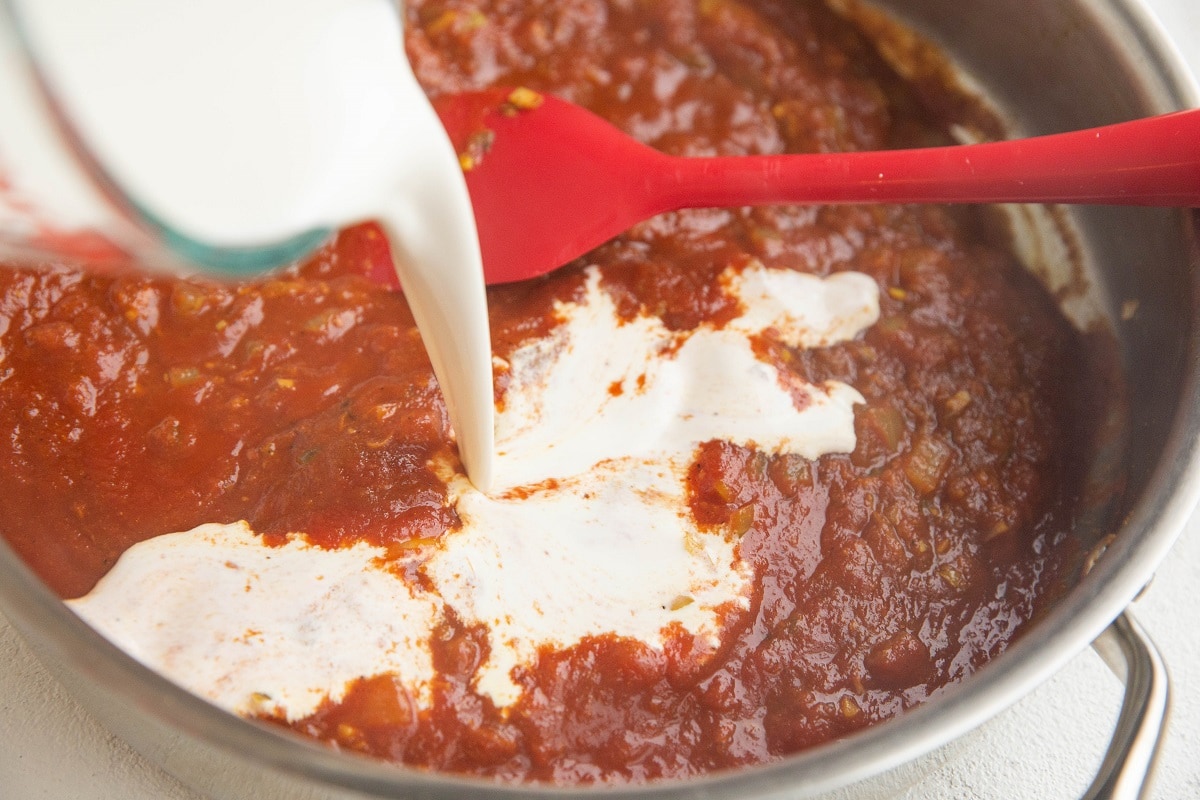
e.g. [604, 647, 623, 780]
[2, 1, 1199, 797]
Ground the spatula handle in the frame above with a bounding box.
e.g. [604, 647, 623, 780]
[661, 108, 1200, 209]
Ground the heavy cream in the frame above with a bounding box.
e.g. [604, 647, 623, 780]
[69, 263, 880, 718]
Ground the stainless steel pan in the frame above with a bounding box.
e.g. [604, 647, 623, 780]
[1, 0, 1197, 797]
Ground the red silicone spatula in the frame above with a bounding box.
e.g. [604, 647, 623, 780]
[431, 88, 1200, 285]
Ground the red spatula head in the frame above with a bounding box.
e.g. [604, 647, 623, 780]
[432, 88, 670, 285]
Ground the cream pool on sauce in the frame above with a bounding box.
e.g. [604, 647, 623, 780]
[68, 264, 880, 718]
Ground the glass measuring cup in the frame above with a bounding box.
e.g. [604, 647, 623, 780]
[0, 0, 333, 274]
[0, 0, 495, 488]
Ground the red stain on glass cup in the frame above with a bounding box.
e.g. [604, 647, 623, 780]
[0, 171, 130, 273]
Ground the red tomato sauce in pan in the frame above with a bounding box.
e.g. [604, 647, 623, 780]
[0, 0, 1120, 784]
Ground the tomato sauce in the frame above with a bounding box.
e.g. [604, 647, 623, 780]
[0, 0, 1120, 785]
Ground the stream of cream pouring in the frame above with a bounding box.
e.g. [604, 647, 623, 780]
[9, 0, 496, 490]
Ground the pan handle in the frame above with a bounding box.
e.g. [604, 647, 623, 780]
[1081, 611, 1170, 800]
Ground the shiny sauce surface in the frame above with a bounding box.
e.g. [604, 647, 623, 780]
[0, 0, 1117, 784]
